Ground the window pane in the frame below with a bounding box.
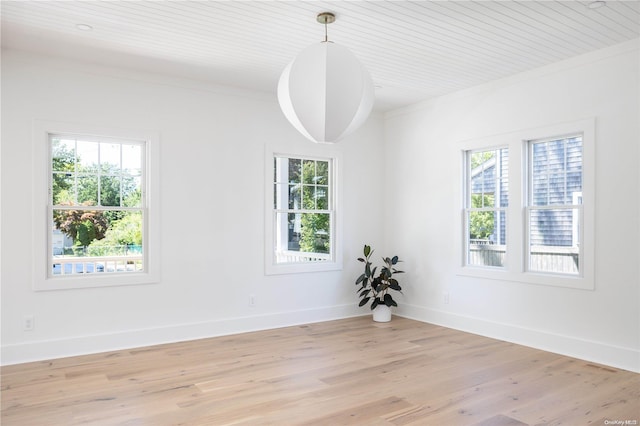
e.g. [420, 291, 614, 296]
[529, 208, 579, 275]
[289, 184, 301, 209]
[302, 185, 315, 209]
[287, 212, 301, 251]
[100, 142, 121, 171]
[77, 175, 98, 205]
[288, 158, 301, 184]
[302, 160, 316, 184]
[499, 177, 508, 207]
[532, 173, 548, 206]
[52, 172, 74, 205]
[122, 144, 142, 175]
[100, 175, 121, 206]
[531, 136, 582, 207]
[77, 141, 99, 173]
[273, 157, 277, 183]
[299, 212, 330, 254]
[470, 151, 493, 170]
[548, 174, 566, 204]
[469, 148, 508, 208]
[52, 139, 75, 172]
[316, 161, 329, 185]
[472, 193, 495, 208]
[123, 176, 142, 207]
[468, 210, 500, 243]
[467, 210, 506, 267]
[316, 186, 329, 209]
[86, 211, 143, 257]
[567, 172, 582, 199]
[274, 212, 331, 263]
[52, 139, 76, 205]
[52, 209, 143, 274]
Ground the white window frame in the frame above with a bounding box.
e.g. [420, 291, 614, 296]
[463, 146, 509, 269]
[32, 120, 160, 291]
[456, 119, 595, 290]
[265, 145, 342, 275]
[525, 135, 584, 276]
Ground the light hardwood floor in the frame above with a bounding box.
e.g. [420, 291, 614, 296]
[2, 316, 638, 425]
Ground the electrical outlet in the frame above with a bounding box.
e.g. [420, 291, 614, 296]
[23, 315, 35, 331]
[249, 294, 256, 307]
[443, 292, 450, 305]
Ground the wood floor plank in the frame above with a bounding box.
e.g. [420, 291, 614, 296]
[2, 316, 638, 425]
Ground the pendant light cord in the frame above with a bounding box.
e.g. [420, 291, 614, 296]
[317, 12, 335, 43]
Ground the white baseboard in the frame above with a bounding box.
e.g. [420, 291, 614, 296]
[1, 304, 363, 366]
[5, 303, 637, 373]
[396, 303, 640, 373]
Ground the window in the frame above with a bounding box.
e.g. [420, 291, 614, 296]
[32, 121, 160, 291]
[527, 135, 583, 275]
[464, 147, 509, 268]
[50, 135, 145, 277]
[273, 156, 332, 263]
[458, 119, 594, 290]
[265, 149, 341, 274]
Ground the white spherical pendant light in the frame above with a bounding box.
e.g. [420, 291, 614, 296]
[278, 12, 374, 144]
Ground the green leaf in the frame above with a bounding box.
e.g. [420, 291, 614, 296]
[363, 244, 371, 257]
[359, 289, 371, 298]
[380, 267, 390, 279]
[389, 279, 401, 291]
[355, 274, 366, 285]
[384, 294, 397, 307]
[357, 257, 365, 262]
[391, 256, 399, 265]
[371, 298, 379, 310]
[372, 277, 382, 292]
[359, 297, 370, 307]
[365, 263, 371, 277]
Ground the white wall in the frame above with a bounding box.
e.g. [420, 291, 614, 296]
[0, 49, 386, 364]
[386, 40, 640, 372]
[3, 40, 639, 373]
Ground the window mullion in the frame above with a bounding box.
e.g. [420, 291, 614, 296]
[74, 139, 79, 205]
[119, 144, 124, 207]
[563, 141, 568, 205]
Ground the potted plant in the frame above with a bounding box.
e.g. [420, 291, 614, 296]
[355, 244, 404, 322]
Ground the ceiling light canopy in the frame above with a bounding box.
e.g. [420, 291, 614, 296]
[587, 1, 606, 9]
[278, 12, 374, 144]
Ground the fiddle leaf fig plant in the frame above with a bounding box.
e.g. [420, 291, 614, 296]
[355, 244, 403, 310]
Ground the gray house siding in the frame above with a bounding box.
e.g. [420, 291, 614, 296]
[470, 136, 582, 247]
[530, 136, 582, 247]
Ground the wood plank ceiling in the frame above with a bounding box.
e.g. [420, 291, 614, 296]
[2, 1, 638, 111]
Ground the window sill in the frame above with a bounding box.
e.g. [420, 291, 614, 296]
[33, 271, 160, 291]
[456, 266, 594, 291]
[265, 259, 342, 275]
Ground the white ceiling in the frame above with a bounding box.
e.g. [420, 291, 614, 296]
[2, 1, 639, 111]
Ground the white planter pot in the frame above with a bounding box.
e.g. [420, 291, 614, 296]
[372, 304, 392, 322]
